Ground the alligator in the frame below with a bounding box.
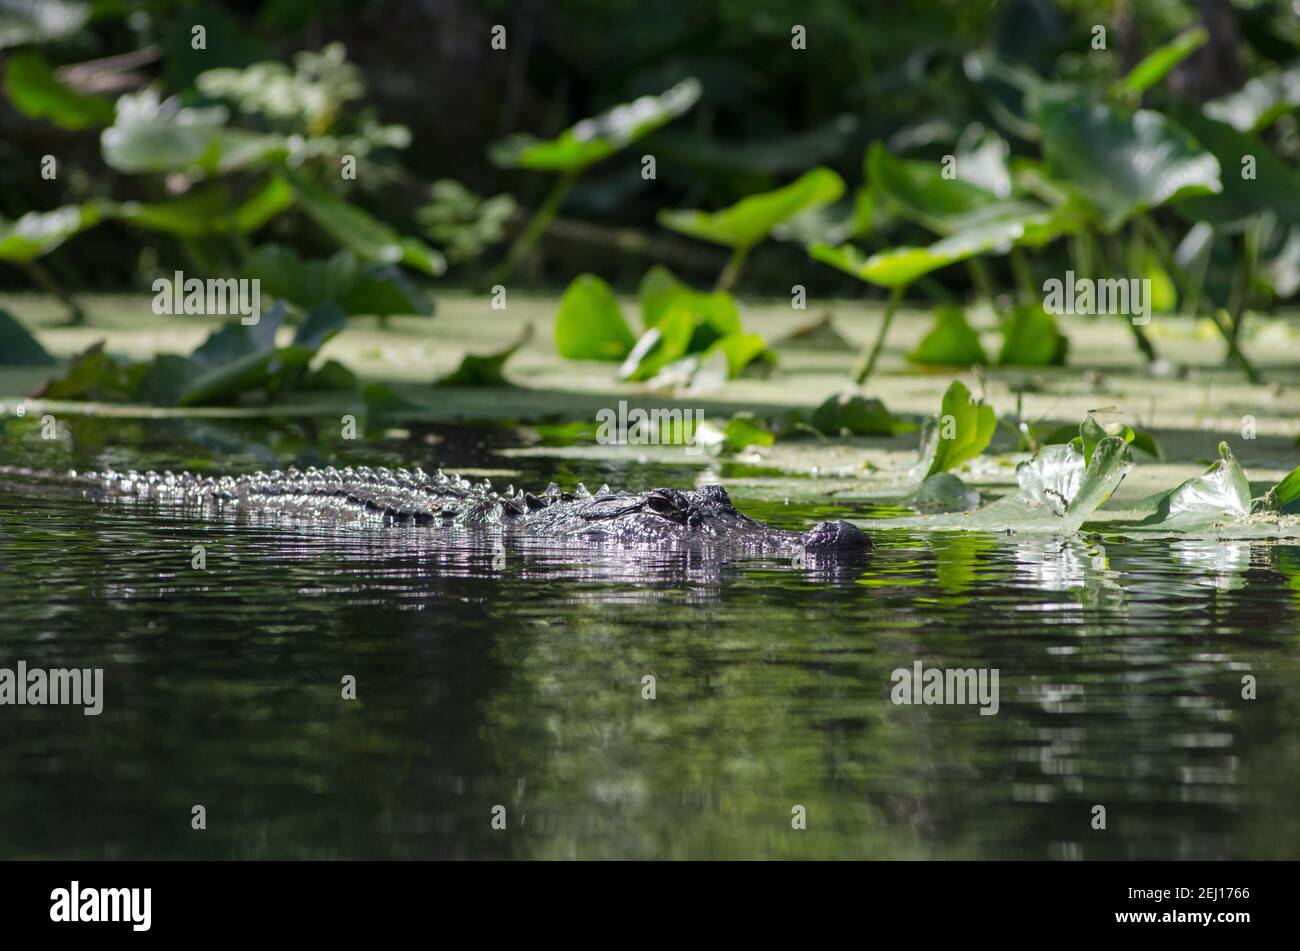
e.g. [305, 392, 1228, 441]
[0, 465, 870, 555]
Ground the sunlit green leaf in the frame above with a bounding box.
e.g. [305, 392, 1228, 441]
[0, 203, 102, 262]
[997, 304, 1068, 366]
[4, 51, 114, 129]
[911, 380, 997, 480]
[490, 79, 700, 172]
[555, 274, 636, 361]
[1112, 28, 1207, 97]
[659, 167, 845, 249]
[909, 306, 987, 366]
[101, 90, 287, 176]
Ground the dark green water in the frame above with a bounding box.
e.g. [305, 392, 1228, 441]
[1, 416, 1298, 859]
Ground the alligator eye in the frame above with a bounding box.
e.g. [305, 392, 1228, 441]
[645, 492, 678, 516]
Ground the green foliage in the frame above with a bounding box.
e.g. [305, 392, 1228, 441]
[1035, 93, 1222, 231]
[245, 244, 432, 316]
[554, 274, 636, 361]
[4, 51, 114, 129]
[659, 167, 845, 249]
[912, 381, 997, 480]
[416, 180, 517, 263]
[491, 80, 700, 172]
[1141, 442, 1251, 529]
[288, 172, 444, 275]
[809, 392, 894, 437]
[909, 307, 987, 366]
[0, 308, 54, 365]
[1111, 28, 1207, 98]
[996, 305, 1068, 366]
[436, 325, 531, 387]
[101, 90, 289, 176]
[0, 204, 103, 262]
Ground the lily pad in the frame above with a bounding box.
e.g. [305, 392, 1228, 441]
[436, 324, 532, 387]
[245, 244, 432, 317]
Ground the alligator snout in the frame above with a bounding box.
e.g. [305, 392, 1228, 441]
[802, 519, 871, 551]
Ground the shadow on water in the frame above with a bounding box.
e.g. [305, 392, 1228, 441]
[0, 416, 1298, 858]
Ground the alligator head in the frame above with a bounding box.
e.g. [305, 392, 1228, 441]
[524, 483, 870, 553]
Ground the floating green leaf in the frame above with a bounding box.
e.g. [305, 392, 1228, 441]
[490, 79, 700, 172]
[659, 167, 845, 249]
[1016, 434, 1134, 530]
[436, 324, 532, 387]
[907, 472, 980, 513]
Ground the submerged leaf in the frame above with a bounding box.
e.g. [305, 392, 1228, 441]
[907, 472, 980, 513]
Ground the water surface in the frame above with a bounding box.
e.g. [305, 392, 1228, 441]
[1, 417, 1297, 859]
